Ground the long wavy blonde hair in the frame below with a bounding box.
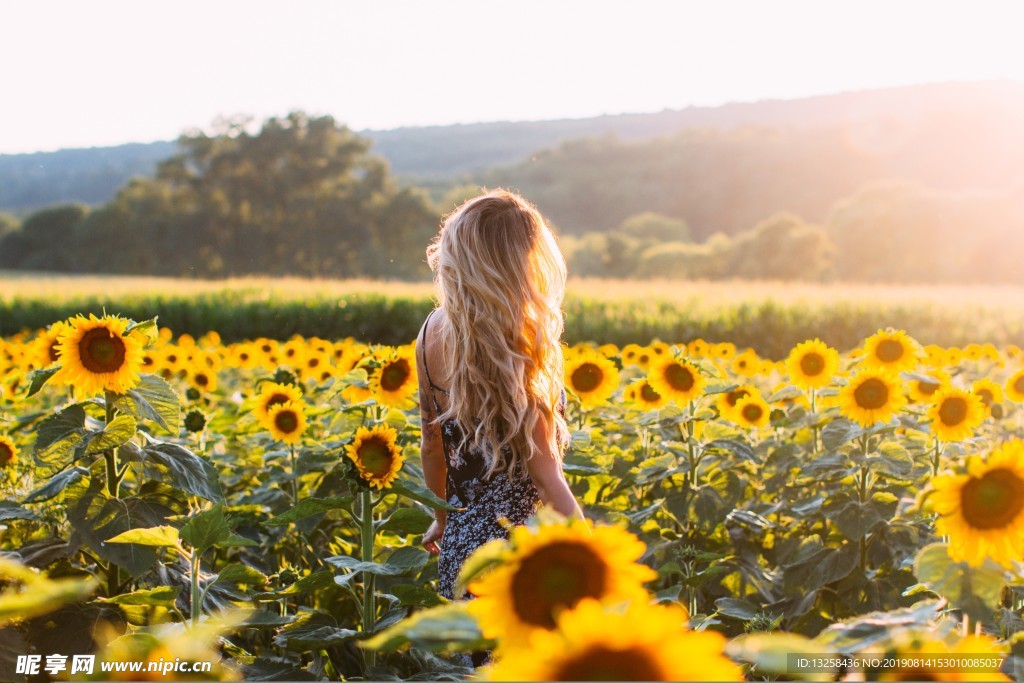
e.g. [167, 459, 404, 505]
[425, 189, 569, 479]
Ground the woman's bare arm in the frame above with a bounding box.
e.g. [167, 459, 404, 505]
[417, 325, 448, 554]
[525, 411, 585, 522]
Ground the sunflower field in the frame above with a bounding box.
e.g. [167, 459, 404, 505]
[1, 313, 1024, 681]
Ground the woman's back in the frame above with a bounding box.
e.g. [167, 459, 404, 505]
[420, 308, 561, 599]
[415, 189, 583, 603]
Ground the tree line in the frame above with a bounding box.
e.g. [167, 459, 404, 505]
[1, 110, 1022, 283]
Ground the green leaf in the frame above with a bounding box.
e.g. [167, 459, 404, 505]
[362, 603, 490, 653]
[0, 558, 97, 627]
[821, 418, 863, 452]
[124, 318, 159, 345]
[253, 570, 335, 599]
[389, 584, 445, 608]
[25, 366, 60, 399]
[265, 497, 352, 527]
[85, 414, 137, 455]
[0, 501, 39, 522]
[914, 543, 1007, 623]
[273, 612, 360, 651]
[715, 597, 759, 620]
[105, 585, 180, 607]
[67, 481, 174, 577]
[378, 507, 434, 535]
[726, 632, 831, 681]
[33, 404, 87, 475]
[113, 373, 180, 434]
[827, 500, 885, 541]
[327, 546, 430, 584]
[390, 480, 459, 511]
[134, 441, 223, 501]
[21, 466, 88, 504]
[179, 504, 232, 554]
[106, 525, 180, 548]
[213, 563, 268, 588]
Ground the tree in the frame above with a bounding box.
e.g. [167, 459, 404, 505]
[619, 212, 691, 242]
[0, 204, 87, 271]
[73, 112, 437, 278]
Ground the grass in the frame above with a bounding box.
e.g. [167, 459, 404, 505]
[2, 272, 1023, 358]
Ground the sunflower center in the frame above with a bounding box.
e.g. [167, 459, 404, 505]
[1015, 375, 1024, 394]
[854, 378, 889, 410]
[553, 645, 664, 682]
[357, 436, 394, 476]
[639, 383, 661, 402]
[875, 339, 905, 363]
[308, 357, 321, 368]
[274, 410, 299, 434]
[571, 363, 604, 393]
[938, 397, 968, 426]
[266, 392, 290, 408]
[726, 389, 749, 408]
[194, 373, 209, 387]
[664, 363, 695, 392]
[918, 380, 940, 396]
[960, 468, 1024, 530]
[976, 389, 994, 406]
[48, 341, 61, 363]
[511, 541, 608, 629]
[742, 403, 764, 422]
[799, 352, 825, 376]
[380, 359, 411, 392]
[0, 443, 13, 465]
[78, 328, 127, 373]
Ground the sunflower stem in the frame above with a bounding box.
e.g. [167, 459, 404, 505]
[190, 549, 202, 627]
[359, 489, 377, 669]
[103, 391, 122, 597]
[931, 437, 942, 476]
[810, 388, 819, 454]
[289, 444, 299, 505]
[858, 434, 871, 574]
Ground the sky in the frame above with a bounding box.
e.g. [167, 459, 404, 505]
[2, 0, 1024, 154]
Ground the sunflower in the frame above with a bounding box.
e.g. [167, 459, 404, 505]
[565, 351, 619, 409]
[254, 381, 303, 425]
[688, 338, 709, 358]
[466, 520, 656, 648]
[730, 349, 761, 378]
[716, 384, 758, 421]
[860, 329, 923, 373]
[0, 435, 17, 468]
[785, 339, 840, 391]
[299, 351, 334, 384]
[372, 346, 417, 407]
[484, 599, 742, 681]
[620, 344, 644, 368]
[732, 395, 771, 429]
[625, 379, 667, 409]
[345, 424, 404, 489]
[32, 321, 69, 369]
[1005, 368, 1024, 403]
[971, 378, 1003, 413]
[52, 314, 146, 396]
[712, 341, 737, 361]
[838, 369, 907, 427]
[927, 387, 985, 442]
[905, 369, 951, 403]
[266, 401, 308, 445]
[647, 356, 705, 406]
[927, 439, 1024, 567]
[188, 368, 218, 393]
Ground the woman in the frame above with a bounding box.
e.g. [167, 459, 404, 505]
[416, 189, 585, 602]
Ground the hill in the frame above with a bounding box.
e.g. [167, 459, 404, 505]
[3, 80, 1022, 213]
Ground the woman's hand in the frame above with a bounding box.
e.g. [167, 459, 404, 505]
[422, 519, 445, 555]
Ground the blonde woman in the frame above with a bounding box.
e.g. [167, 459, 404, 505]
[417, 189, 584, 602]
